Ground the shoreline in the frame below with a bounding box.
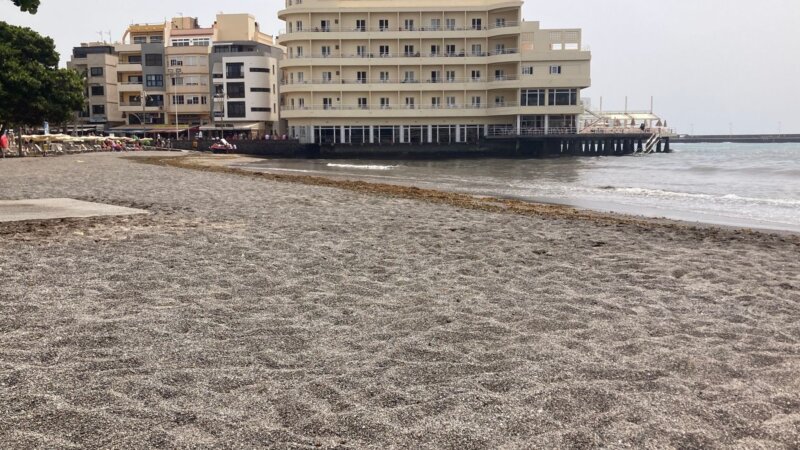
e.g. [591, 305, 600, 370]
[130, 153, 800, 240]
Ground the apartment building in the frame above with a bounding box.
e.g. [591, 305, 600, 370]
[67, 44, 123, 130]
[206, 14, 282, 137]
[68, 14, 283, 137]
[277, 0, 591, 144]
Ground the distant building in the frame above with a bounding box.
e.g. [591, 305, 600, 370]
[277, 0, 591, 144]
[68, 14, 283, 138]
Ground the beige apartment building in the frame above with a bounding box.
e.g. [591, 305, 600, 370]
[278, 0, 591, 144]
[69, 14, 283, 137]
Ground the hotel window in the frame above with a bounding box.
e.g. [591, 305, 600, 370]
[227, 101, 246, 118]
[296, 21, 303, 31]
[172, 95, 185, 105]
[471, 96, 482, 107]
[471, 70, 481, 81]
[494, 70, 506, 81]
[321, 46, 331, 57]
[522, 66, 534, 75]
[145, 54, 163, 66]
[133, 36, 147, 44]
[446, 96, 456, 108]
[90, 67, 104, 77]
[170, 58, 184, 67]
[322, 72, 332, 83]
[358, 97, 368, 109]
[227, 82, 246, 98]
[380, 97, 390, 109]
[185, 96, 205, 105]
[171, 76, 183, 86]
[495, 96, 505, 107]
[549, 88, 578, 106]
[295, 46, 304, 57]
[430, 71, 440, 83]
[404, 19, 414, 31]
[471, 44, 482, 56]
[250, 87, 271, 93]
[445, 18, 456, 30]
[430, 45, 440, 56]
[145, 74, 163, 87]
[91, 105, 105, 115]
[298, 98, 305, 108]
[357, 45, 367, 57]
[404, 45, 415, 56]
[297, 72, 305, 82]
[446, 71, 455, 82]
[251, 107, 271, 112]
[128, 55, 142, 64]
[226, 63, 245, 79]
[521, 89, 545, 106]
[495, 18, 506, 28]
[171, 39, 190, 47]
[379, 71, 389, 82]
[320, 20, 331, 32]
[379, 19, 389, 31]
[471, 18, 482, 30]
[355, 19, 366, 32]
[403, 71, 415, 82]
[379, 45, 390, 57]
[90, 85, 104, 96]
[405, 97, 415, 109]
[192, 38, 210, 47]
[250, 67, 270, 73]
[494, 44, 506, 55]
[445, 45, 456, 56]
[322, 98, 332, 109]
[549, 65, 562, 75]
[150, 36, 163, 44]
[430, 19, 441, 30]
[431, 97, 441, 108]
[356, 71, 367, 83]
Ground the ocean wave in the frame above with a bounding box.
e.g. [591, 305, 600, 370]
[327, 163, 397, 171]
[608, 187, 800, 207]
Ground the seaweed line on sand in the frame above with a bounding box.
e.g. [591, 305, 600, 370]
[128, 154, 800, 245]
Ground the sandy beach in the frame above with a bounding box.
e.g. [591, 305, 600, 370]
[1, 152, 798, 448]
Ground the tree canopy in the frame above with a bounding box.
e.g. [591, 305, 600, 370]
[0, 21, 84, 130]
[11, 0, 39, 14]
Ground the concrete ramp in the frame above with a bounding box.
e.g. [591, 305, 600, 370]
[0, 198, 148, 223]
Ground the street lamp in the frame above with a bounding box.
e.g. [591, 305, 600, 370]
[168, 67, 182, 142]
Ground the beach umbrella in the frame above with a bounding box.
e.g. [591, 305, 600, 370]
[656, 120, 663, 127]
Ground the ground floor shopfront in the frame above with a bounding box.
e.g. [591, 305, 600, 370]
[287, 115, 579, 144]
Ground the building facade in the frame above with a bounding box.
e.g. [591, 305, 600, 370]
[68, 14, 283, 137]
[277, 0, 591, 144]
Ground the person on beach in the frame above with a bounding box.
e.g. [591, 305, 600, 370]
[0, 131, 9, 158]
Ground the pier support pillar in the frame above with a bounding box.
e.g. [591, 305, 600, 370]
[657, 140, 663, 152]
[309, 126, 315, 144]
[455, 125, 461, 143]
[399, 125, 405, 144]
[341, 126, 346, 144]
[664, 138, 671, 152]
[428, 125, 433, 143]
[369, 126, 375, 144]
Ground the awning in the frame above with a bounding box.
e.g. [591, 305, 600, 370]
[200, 122, 264, 131]
[109, 125, 196, 134]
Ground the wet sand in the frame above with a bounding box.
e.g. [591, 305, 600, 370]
[0, 153, 798, 448]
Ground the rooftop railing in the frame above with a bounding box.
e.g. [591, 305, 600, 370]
[280, 74, 527, 86]
[282, 101, 541, 112]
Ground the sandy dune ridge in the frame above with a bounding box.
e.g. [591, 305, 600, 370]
[0, 153, 798, 448]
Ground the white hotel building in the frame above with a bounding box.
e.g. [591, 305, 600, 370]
[277, 0, 591, 144]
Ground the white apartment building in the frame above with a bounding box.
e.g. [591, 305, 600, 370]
[277, 0, 591, 144]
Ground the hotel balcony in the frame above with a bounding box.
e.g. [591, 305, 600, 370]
[280, 49, 521, 68]
[279, 103, 584, 119]
[119, 82, 144, 93]
[117, 63, 143, 73]
[280, 75, 532, 93]
[119, 102, 164, 113]
[277, 22, 521, 44]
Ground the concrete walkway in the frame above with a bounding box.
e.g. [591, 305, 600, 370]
[0, 198, 148, 223]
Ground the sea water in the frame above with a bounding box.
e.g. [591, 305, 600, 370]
[243, 143, 800, 232]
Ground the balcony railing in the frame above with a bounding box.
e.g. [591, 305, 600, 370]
[288, 48, 518, 60]
[280, 22, 520, 35]
[282, 101, 541, 112]
[280, 75, 527, 86]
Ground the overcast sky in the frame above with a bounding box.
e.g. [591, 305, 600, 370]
[2, 0, 798, 134]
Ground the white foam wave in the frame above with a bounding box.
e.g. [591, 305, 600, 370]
[327, 163, 397, 171]
[609, 187, 800, 207]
